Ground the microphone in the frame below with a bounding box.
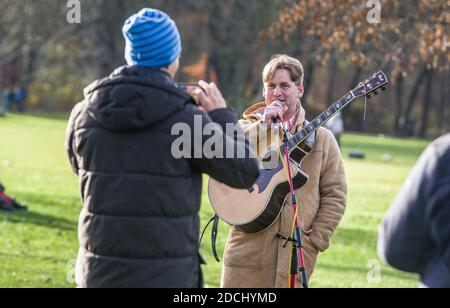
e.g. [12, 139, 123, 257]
[273, 99, 285, 126]
[272, 99, 285, 123]
[273, 116, 282, 136]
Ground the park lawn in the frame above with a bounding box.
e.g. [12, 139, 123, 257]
[0, 113, 430, 288]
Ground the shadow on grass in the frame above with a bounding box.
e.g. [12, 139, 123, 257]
[1, 210, 77, 232]
[0, 191, 78, 231]
[20, 191, 80, 209]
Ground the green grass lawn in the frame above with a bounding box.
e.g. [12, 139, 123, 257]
[0, 113, 430, 288]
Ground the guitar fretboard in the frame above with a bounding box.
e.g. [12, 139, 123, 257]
[283, 91, 355, 152]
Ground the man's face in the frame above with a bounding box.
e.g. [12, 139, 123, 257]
[263, 69, 304, 120]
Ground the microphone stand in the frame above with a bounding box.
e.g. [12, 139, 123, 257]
[276, 118, 309, 289]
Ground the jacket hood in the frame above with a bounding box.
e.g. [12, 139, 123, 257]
[83, 66, 192, 132]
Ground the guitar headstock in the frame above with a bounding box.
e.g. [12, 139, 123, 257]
[352, 71, 388, 99]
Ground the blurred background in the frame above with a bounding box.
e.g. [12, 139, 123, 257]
[0, 0, 448, 288]
[1, 0, 448, 136]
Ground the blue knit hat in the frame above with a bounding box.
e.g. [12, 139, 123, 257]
[122, 8, 182, 68]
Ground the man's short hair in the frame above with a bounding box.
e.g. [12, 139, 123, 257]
[263, 54, 304, 85]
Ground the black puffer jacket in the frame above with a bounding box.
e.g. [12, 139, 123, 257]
[379, 133, 450, 288]
[65, 66, 259, 288]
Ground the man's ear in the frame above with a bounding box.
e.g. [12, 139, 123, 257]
[163, 58, 180, 78]
[297, 84, 304, 99]
[262, 87, 267, 100]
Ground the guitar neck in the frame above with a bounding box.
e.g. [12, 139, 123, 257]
[284, 91, 356, 152]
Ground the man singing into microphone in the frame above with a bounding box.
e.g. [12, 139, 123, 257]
[221, 54, 348, 288]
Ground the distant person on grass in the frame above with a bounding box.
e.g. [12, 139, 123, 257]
[2, 88, 14, 111]
[65, 8, 259, 288]
[0, 182, 27, 212]
[7, 89, 15, 111]
[0, 88, 5, 116]
[325, 111, 344, 148]
[14, 84, 27, 113]
[378, 133, 450, 288]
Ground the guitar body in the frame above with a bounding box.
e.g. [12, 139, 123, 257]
[208, 142, 311, 233]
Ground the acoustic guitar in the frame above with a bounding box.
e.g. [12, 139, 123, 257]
[208, 71, 388, 233]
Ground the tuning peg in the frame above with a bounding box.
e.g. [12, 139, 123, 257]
[367, 94, 371, 100]
[374, 90, 379, 96]
[382, 86, 386, 91]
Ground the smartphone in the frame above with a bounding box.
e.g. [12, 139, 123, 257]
[177, 83, 205, 105]
[177, 83, 202, 92]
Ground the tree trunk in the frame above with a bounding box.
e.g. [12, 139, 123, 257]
[326, 54, 338, 104]
[302, 61, 315, 106]
[342, 66, 363, 130]
[438, 70, 450, 133]
[419, 69, 433, 138]
[446, 71, 450, 133]
[393, 74, 404, 134]
[95, 0, 127, 77]
[403, 66, 428, 135]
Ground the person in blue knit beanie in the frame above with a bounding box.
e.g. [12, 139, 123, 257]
[67, 7, 260, 288]
[123, 8, 182, 70]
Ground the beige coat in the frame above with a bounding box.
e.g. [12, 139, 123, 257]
[221, 102, 347, 288]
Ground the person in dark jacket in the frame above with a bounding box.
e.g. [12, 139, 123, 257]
[0, 182, 27, 211]
[65, 8, 260, 288]
[378, 133, 450, 288]
[14, 84, 27, 113]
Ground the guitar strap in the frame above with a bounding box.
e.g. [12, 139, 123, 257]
[200, 215, 221, 262]
[211, 215, 221, 262]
